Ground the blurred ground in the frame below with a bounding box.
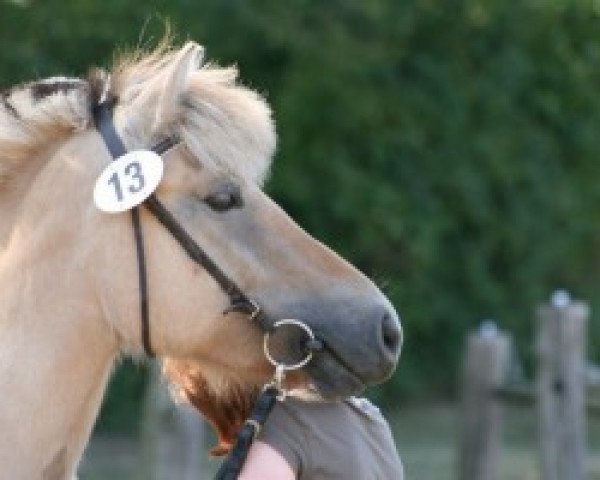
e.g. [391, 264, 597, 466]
[392, 403, 600, 480]
[79, 434, 222, 480]
[80, 403, 600, 479]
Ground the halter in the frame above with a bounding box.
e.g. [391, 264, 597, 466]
[93, 99, 319, 479]
[93, 100, 265, 356]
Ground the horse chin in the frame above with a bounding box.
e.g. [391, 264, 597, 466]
[297, 351, 367, 400]
[286, 387, 324, 401]
[308, 370, 366, 400]
[286, 380, 361, 402]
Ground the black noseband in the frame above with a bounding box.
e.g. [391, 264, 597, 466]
[93, 100, 266, 356]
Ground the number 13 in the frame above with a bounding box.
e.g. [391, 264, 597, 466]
[107, 161, 146, 202]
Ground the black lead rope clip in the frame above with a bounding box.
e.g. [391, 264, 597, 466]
[214, 385, 280, 480]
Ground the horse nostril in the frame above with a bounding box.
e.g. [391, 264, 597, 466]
[381, 310, 401, 355]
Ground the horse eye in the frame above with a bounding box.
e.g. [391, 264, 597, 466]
[204, 184, 243, 212]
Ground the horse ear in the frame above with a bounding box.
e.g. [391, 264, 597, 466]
[153, 42, 204, 132]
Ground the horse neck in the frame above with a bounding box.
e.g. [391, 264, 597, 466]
[0, 150, 50, 251]
[0, 255, 118, 479]
[0, 144, 119, 479]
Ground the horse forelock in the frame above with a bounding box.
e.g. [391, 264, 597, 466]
[108, 43, 276, 185]
[0, 40, 275, 188]
[179, 68, 276, 186]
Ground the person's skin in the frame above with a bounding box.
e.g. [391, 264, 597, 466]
[239, 441, 295, 480]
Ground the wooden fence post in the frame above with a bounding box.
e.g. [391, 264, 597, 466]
[459, 321, 510, 480]
[537, 290, 588, 480]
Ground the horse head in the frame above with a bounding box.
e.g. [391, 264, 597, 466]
[87, 41, 402, 410]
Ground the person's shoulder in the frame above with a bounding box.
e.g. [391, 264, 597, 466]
[274, 396, 385, 423]
[265, 397, 361, 436]
[263, 397, 404, 479]
[272, 397, 342, 425]
[343, 397, 387, 423]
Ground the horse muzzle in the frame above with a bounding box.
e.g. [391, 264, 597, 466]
[258, 292, 403, 399]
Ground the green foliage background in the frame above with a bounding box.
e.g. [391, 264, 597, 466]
[3, 0, 600, 424]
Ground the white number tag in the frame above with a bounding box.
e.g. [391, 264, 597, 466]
[93, 150, 164, 213]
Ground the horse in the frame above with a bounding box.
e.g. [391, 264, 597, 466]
[0, 40, 402, 479]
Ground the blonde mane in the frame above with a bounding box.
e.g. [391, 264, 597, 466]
[0, 41, 275, 186]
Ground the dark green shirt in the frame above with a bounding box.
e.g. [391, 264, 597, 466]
[258, 397, 404, 480]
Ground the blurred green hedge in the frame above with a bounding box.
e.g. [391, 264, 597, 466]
[3, 0, 600, 412]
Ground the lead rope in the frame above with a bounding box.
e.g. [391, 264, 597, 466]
[214, 386, 279, 480]
[215, 320, 317, 480]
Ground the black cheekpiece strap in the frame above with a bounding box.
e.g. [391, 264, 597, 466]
[93, 101, 154, 357]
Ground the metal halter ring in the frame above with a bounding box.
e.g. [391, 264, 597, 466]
[263, 319, 315, 371]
